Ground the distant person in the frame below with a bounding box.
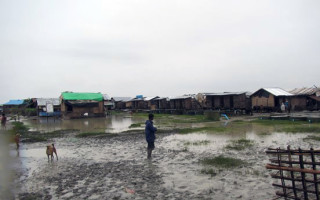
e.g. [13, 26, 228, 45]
[1, 113, 7, 130]
[14, 134, 20, 149]
[145, 113, 157, 159]
[281, 102, 285, 113]
[284, 100, 289, 113]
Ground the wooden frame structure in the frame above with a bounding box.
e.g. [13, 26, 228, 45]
[266, 146, 320, 200]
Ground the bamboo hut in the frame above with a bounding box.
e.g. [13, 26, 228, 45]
[36, 98, 61, 117]
[129, 96, 149, 110]
[290, 87, 320, 111]
[112, 97, 132, 110]
[251, 88, 292, 112]
[198, 92, 252, 113]
[150, 97, 169, 110]
[3, 100, 26, 115]
[60, 92, 105, 119]
[169, 95, 201, 111]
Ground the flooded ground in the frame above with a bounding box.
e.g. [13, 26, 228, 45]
[2, 113, 320, 199]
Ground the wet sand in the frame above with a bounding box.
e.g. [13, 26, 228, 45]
[4, 115, 319, 200]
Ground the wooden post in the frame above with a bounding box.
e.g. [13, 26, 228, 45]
[287, 146, 298, 199]
[299, 148, 309, 199]
[311, 148, 319, 200]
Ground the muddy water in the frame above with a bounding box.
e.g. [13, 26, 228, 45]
[5, 115, 319, 200]
[23, 115, 138, 133]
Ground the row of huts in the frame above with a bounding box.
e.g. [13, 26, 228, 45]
[1, 87, 320, 119]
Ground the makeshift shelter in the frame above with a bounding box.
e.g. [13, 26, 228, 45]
[290, 87, 320, 111]
[198, 92, 252, 112]
[102, 94, 113, 110]
[169, 95, 201, 111]
[112, 97, 132, 110]
[150, 97, 169, 110]
[129, 96, 149, 110]
[3, 100, 26, 115]
[251, 88, 292, 112]
[60, 92, 105, 119]
[36, 98, 61, 117]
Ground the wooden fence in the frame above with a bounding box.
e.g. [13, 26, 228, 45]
[266, 146, 320, 200]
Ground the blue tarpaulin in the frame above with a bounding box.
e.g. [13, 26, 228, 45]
[39, 111, 61, 117]
[4, 100, 25, 105]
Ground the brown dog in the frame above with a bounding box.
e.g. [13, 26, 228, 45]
[46, 143, 58, 161]
[46, 145, 54, 161]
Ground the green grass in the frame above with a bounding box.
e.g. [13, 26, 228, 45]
[184, 140, 210, 146]
[132, 113, 210, 123]
[251, 119, 305, 126]
[303, 135, 320, 141]
[178, 127, 227, 134]
[200, 155, 246, 168]
[200, 168, 217, 176]
[232, 120, 245, 123]
[129, 123, 143, 128]
[23, 135, 47, 143]
[281, 126, 320, 133]
[225, 139, 254, 150]
[257, 132, 271, 136]
[18, 129, 78, 143]
[76, 132, 108, 137]
[10, 121, 29, 134]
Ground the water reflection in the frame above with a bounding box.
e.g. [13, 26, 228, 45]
[22, 115, 136, 133]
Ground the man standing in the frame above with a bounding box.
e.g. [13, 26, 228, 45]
[1, 113, 7, 130]
[145, 113, 157, 159]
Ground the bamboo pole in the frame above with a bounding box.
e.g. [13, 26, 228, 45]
[299, 148, 309, 199]
[271, 174, 320, 184]
[266, 164, 320, 174]
[288, 146, 298, 199]
[270, 159, 320, 166]
[310, 148, 320, 199]
[273, 183, 317, 194]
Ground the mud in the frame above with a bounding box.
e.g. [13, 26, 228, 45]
[4, 115, 320, 200]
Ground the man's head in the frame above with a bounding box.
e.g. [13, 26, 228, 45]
[148, 113, 154, 120]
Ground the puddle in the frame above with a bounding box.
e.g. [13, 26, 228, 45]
[22, 115, 139, 133]
[7, 115, 320, 199]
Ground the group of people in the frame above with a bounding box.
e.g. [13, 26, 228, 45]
[281, 100, 290, 113]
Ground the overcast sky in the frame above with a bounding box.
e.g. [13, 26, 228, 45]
[0, 0, 319, 103]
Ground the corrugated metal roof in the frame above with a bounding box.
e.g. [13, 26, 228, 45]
[169, 95, 195, 100]
[4, 100, 25, 105]
[112, 97, 132, 102]
[203, 92, 251, 96]
[290, 87, 320, 96]
[251, 88, 292, 96]
[263, 88, 293, 96]
[154, 97, 169, 101]
[37, 98, 60, 106]
[144, 96, 159, 101]
[102, 94, 110, 100]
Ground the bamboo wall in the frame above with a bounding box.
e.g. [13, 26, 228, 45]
[291, 96, 307, 111]
[205, 94, 250, 110]
[61, 101, 105, 119]
[251, 95, 275, 108]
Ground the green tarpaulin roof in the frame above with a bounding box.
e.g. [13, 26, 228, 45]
[61, 92, 103, 101]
